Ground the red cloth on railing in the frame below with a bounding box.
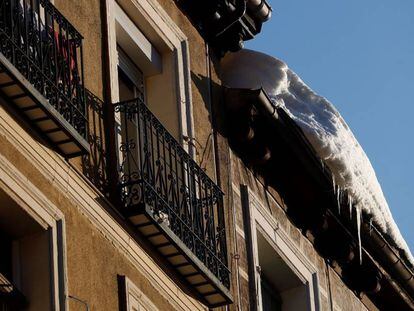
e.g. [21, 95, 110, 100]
[52, 30, 76, 71]
[50, 27, 78, 87]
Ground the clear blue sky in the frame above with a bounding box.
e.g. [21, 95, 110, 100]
[246, 0, 414, 252]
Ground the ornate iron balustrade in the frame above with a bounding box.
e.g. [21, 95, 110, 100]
[82, 90, 108, 193]
[115, 98, 230, 290]
[0, 0, 87, 138]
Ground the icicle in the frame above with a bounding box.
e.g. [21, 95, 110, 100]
[356, 205, 362, 264]
[319, 159, 325, 171]
[221, 50, 414, 267]
[369, 218, 373, 235]
[336, 187, 341, 215]
[332, 176, 341, 214]
[348, 195, 353, 219]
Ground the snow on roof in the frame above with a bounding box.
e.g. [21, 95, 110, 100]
[221, 49, 414, 267]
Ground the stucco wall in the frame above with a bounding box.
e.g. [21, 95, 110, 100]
[54, 0, 219, 183]
[0, 104, 207, 310]
[153, 0, 220, 182]
[54, 0, 104, 98]
[0, 0, 223, 308]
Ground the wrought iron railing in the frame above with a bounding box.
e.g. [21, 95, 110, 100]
[115, 98, 230, 288]
[82, 90, 108, 193]
[0, 0, 87, 138]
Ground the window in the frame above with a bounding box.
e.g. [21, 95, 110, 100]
[107, 0, 195, 184]
[257, 231, 310, 311]
[119, 276, 158, 311]
[241, 186, 321, 311]
[117, 47, 145, 103]
[107, 0, 193, 143]
[0, 230, 25, 310]
[0, 189, 62, 311]
[0, 158, 67, 311]
[261, 276, 282, 311]
[116, 46, 145, 178]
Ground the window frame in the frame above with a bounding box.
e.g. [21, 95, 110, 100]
[119, 275, 159, 311]
[105, 0, 195, 155]
[0, 154, 68, 311]
[244, 187, 321, 311]
[117, 46, 145, 101]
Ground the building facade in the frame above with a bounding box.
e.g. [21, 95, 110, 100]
[0, 0, 412, 310]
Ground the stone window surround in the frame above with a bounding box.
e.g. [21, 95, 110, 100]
[120, 275, 159, 311]
[245, 186, 322, 311]
[105, 0, 195, 155]
[0, 153, 67, 311]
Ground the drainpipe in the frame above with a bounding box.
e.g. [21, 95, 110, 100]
[205, 43, 219, 183]
[240, 185, 259, 310]
[68, 295, 90, 311]
[360, 222, 414, 297]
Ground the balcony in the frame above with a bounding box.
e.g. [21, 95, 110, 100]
[114, 98, 232, 307]
[0, 0, 89, 157]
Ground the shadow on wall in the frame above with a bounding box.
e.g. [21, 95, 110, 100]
[191, 61, 293, 207]
[190, 70, 229, 139]
[81, 90, 109, 195]
[80, 92, 206, 307]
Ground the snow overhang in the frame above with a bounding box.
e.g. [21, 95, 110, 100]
[223, 86, 414, 310]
